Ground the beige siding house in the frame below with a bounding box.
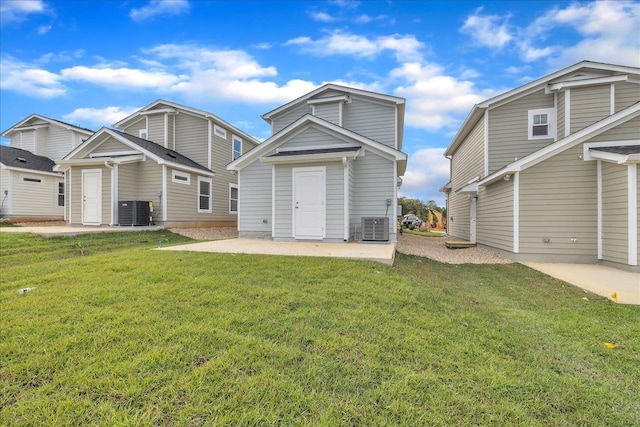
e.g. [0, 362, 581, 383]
[443, 61, 640, 272]
[57, 100, 258, 227]
[0, 115, 94, 220]
[228, 84, 407, 243]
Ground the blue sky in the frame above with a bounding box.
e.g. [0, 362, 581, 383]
[1, 0, 639, 205]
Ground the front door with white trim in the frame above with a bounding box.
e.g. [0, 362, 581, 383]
[293, 167, 325, 239]
[82, 169, 102, 225]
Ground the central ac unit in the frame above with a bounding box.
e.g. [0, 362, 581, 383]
[361, 217, 389, 241]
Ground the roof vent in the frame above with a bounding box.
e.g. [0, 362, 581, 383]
[16, 157, 27, 163]
[166, 152, 177, 159]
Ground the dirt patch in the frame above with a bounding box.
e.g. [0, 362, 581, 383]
[168, 227, 238, 241]
[397, 233, 513, 264]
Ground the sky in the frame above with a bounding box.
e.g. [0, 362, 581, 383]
[1, 0, 639, 206]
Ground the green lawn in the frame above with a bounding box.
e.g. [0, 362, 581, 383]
[1, 231, 638, 426]
[402, 229, 446, 237]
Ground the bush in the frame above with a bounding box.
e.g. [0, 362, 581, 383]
[408, 224, 415, 230]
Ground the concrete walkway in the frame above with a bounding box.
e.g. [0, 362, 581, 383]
[0, 225, 163, 237]
[524, 263, 640, 305]
[160, 238, 396, 265]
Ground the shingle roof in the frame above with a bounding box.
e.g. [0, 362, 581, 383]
[110, 129, 213, 173]
[0, 145, 57, 173]
[590, 145, 640, 155]
[267, 146, 361, 157]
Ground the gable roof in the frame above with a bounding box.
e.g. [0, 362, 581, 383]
[59, 128, 214, 175]
[113, 99, 260, 146]
[445, 61, 640, 157]
[261, 83, 405, 121]
[0, 145, 58, 175]
[227, 114, 407, 175]
[478, 102, 640, 186]
[1, 114, 94, 138]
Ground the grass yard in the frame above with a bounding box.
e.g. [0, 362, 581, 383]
[1, 231, 639, 426]
[402, 229, 446, 237]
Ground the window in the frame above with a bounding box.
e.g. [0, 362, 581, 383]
[214, 125, 227, 139]
[197, 177, 212, 213]
[22, 177, 42, 183]
[172, 170, 191, 185]
[232, 135, 242, 160]
[58, 182, 65, 207]
[528, 108, 556, 140]
[139, 129, 148, 139]
[229, 184, 238, 214]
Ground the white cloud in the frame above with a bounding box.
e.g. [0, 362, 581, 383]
[63, 106, 140, 127]
[36, 24, 51, 35]
[505, 65, 530, 74]
[0, 56, 65, 98]
[328, 0, 360, 8]
[461, 8, 512, 49]
[354, 14, 372, 23]
[286, 30, 424, 62]
[399, 147, 450, 205]
[252, 42, 274, 50]
[60, 65, 187, 89]
[129, 0, 189, 23]
[0, 0, 47, 23]
[310, 11, 336, 22]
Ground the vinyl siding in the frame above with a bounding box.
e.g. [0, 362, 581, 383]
[637, 166, 639, 266]
[117, 163, 139, 201]
[557, 91, 565, 138]
[167, 114, 175, 150]
[601, 162, 628, 265]
[0, 168, 11, 216]
[273, 162, 343, 240]
[93, 137, 136, 154]
[238, 160, 272, 233]
[69, 166, 111, 225]
[19, 130, 36, 153]
[488, 89, 555, 173]
[614, 81, 640, 113]
[9, 171, 64, 218]
[148, 114, 165, 146]
[174, 113, 208, 168]
[210, 125, 239, 222]
[476, 179, 513, 252]
[348, 160, 355, 240]
[313, 103, 340, 125]
[570, 85, 611, 133]
[46, 125, 74, 161]
[280, 126, 345, 149]
[449, 118, 485, 241]
[122, 118, 147, 138]
[166, 172, 215, 221]
[272, 105, 313, 134]
[519, 144, 597, 257]
[350, 149, 395, 241]
[589, 116, 640, 143]
[137, 160, 163, 223]
[342, 97, 396, 148]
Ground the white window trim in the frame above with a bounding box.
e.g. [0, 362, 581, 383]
[139, 128, 148, 139]
[197, 176, 212, 213]
[172, 170, 191, 185]
[229, 183, 238, 215]
[58, 181, 65, 207]
[214, 124, 227, 139]
[528, 108, 556, 140]
[232, 134, 243, 161]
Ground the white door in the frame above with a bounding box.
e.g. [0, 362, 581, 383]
[82, 170, 102, 225]
[293, 167, 325, 239]
[470, 196, 477, 243]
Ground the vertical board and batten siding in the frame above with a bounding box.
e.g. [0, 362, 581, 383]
[147, 114, 165, 146]
[614, 81, 640, 113]
[10, 172, 64, 217]
[570, 85, 611, 133]
[601, 162, 628, 265]
[487, 89, 555, 173]
[45, 125, 74, 161]
[476, 180, 513, 252]
[273, 162, 344, 240]
[69, 166, 112, 225]
[122, 119, 147, 139]
[557, 91, 565, 138]
[238, 160, 272, 233]
[518, 144, 596, 258]
[589, 116, 640, 143]
[313, 103, 340, 126]
[0, 168, 11, 215]
[174, 114, 208, 168]
[350, 149, 395, 241]
[272, 105, 313, 134]
[92, 138, 136, 154]
[449, 119, 484, 241]
[342, 97, 396, 148]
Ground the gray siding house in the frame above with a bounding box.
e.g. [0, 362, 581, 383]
[227, 84, 407, 243]
[443, 61, 640, 271]
[56, 100, 258, 227]
[0, 115, 94, 220]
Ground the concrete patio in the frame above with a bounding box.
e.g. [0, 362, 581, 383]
[159, 238, 396, 265]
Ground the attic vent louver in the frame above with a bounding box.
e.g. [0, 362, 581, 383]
[16, 157, 27, 163]
[166, 153, 177, 159]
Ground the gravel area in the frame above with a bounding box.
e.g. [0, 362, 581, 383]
[168, 227, 238, 241]
[397, 233, 513, 264]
